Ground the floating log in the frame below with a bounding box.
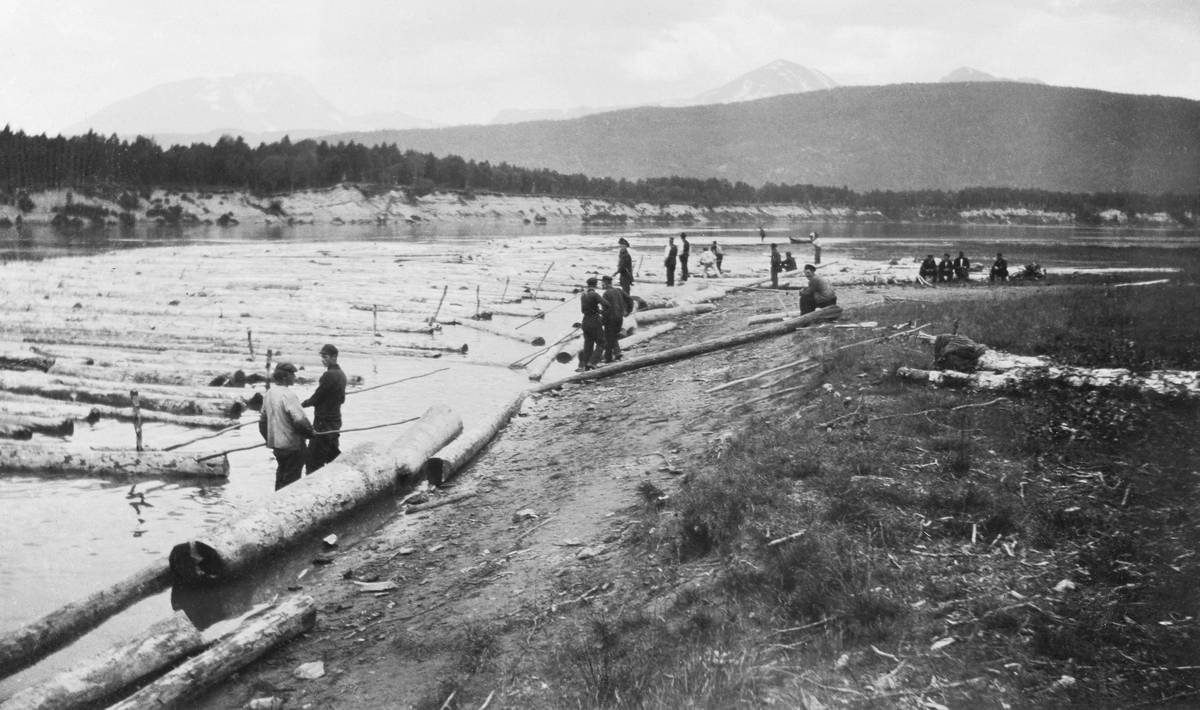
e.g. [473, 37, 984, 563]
[0, 421, 32, 440]
[46, 360, 227, 388]
[634, 303, 716, 325]
[897, 365, 1200, 398]
[460, 304, 545, 319]
[0, 560, 171, 679]
[525, 334, 575, 382]
[423, 392, 528, 486]
[0, 349, 55, 373]
[169, 405, 463, 584]
[0, 443, 230, 479]
[104, 595, 316, 710]
[84, 403, 236, 430]
[452, 317, 546, 345]
[380, 321, 442, 334]
[0, 611, 204, 710]
[0, 414, 73, 437]
[0, 371, 246, 419]
[535, 307, 843, 392]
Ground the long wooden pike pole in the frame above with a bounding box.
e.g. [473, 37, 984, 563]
[475, 285, 481, 318]
[501, 277, 510, 302]
[246, 329, 254, 362]
[510, 327, 580, 368]
[428, 285, 449, 324]
[163, 420, 258, 451]
[533, 261, 554, 300]
[348, 366, 449, 395]
[194, 416, 421, 462]
[515, 296, 570, 330]
[131, 390, 143, 452]
[373, 304, 379, 336]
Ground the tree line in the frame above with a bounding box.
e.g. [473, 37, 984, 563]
[1, 126, 1196, 223]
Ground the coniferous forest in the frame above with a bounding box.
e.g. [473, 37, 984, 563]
[1, 126, 1196, 225]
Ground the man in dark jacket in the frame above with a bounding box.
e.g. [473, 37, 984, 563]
[600, 275, 628, 363]
[919, 254, 938, 282]
[938, 253, 953, 284]
[954, 251, 971, 282]
[769, 244, 782, 287]
[578, 277, 609, 371]
[616, 240, 634, 295]
[302, 343, 347, 474]
[663, 236, 678, 287]
[679, 233, 691, 283]
[990, 253, 1009, 283]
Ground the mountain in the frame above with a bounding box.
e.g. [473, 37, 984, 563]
[66, 73, 437, 144]
[673, 59, 837, 106]
[489, 59, 836, 125]
[325, 83, 1200, 194]
[942, 67, 1045, 85]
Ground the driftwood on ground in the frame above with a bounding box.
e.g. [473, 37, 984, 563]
[104, 595, 316, 710]
[0, 560, 171, 679]
[0, 611, 204, 710]
[169, 405, 463, 584]
[898, 365, 1200, 397]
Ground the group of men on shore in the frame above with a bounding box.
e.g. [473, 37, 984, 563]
[259, 343, 347, 490]
[662, 233, 725, 285]
[919, 251, 1010, 284]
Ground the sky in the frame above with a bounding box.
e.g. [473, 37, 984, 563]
[1, 0, 1198, 133]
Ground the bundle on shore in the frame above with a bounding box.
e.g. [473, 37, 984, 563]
[169, 405, 463, 584]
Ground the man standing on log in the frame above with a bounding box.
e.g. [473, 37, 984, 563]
[799, 264, 837, 315]
[578, 276, 609, 372]
[616, 239, 634, 295]
[663, 236, 678, 287]
[600, 275, 628, 363]
[260, 362, 315, 490]
[769, 244, 782, 287]
[679, 233, 691, 283]
[303, 343, 346, 474]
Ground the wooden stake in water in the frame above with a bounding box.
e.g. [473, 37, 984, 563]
[501, 277, 510, 302]
[533, 262, 554, 300]
[475, 285, 481, 319]
[246, 329, 254, 362]
[373, 304, 379, 336]
[131, 390, 144, 453]
[429, 285, 449, 324]
[265, 348, 273, 381]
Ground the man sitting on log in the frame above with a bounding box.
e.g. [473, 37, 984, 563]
[260, 362, 315, 490]
[919, 254, 938, 282]
[938, 253, 954, 284]
[782, 251, 798, 271]
[954, 251, 971, 281]
[302, 343, 346, 475]
[799, 264, 837, 315]
[990, 252, 1009, 283]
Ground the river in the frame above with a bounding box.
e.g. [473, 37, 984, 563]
[0, 218, 1195, 698]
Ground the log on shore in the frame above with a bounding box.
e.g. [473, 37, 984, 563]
[0, 349, 55, 373]
[451, 317, 546, 346]
[534, 306, 843, 392]
[104, 595, 316, 710]
[423, 392, 528, 486]
[526, 338, 572, 382]
[0, 443, 230, 479]
[169, 405, 463, 584]
[0, 611, 204, 710]
[0, 560, 171, 679]
[633, 303, 716, 326]
[0, 371, 246, 419]
[0, 415, 73, 437]
[897, 365, 1200, 398]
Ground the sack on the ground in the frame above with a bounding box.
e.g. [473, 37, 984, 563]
[933, 334, 988, 372]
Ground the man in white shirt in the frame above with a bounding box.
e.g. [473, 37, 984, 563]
[259, 362, 315, 490]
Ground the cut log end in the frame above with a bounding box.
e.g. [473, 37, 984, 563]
[169, 541, 228, 587]
[423, 458, 447, 488]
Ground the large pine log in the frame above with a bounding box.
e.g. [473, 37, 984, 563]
[633, 303, 716, 325]
[0, 414, 72, 439]
[169, 405, 463, 584]
[423, 392, 528, 486]
[104, 595, 316, 710]
[0, 612, 204, 710]
[0, 561, 171, 679]
[0, 349, 55, 373]
[451, 317, 546, 345]
[534, 306, 843, 392]
[0, 422, 32, 440]
[897, 365, 1200, 397]
[0, 371, 246, 419]
[0, 443, 229, 479]
[526, 337, 572, 382]
[46, 360, 228, 388]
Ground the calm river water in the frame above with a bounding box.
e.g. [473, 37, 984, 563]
[0, 219, 1195, 697]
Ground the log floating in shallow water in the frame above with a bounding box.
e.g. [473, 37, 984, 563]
[0, 443, 230, 478]
[169, 405, 463, 585]
[0, 414, 73, 438]
[0, 560, 171, 680]
[0, 349, 55, 373]
[0, 371, 247, 419]
[0, 611, 204, 710]
[104, 595, 316, 710]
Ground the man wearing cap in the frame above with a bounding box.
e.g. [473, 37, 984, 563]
[578, 276, 609, 371]
[809, 231, 822, 264]
[259, 362, 315, 490]
[679, 233, 691, 283]
[799, 264, 837, 315]
[616, 240, 634, 295]
[600, 275, 628, 363]
[663, 236, 678, 287]
[302, 343, 347, 474]
[769, 244, 782, 287]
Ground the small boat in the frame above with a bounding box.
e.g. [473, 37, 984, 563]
[788, 235, 810, 244]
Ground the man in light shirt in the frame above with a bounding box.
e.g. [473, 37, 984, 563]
[259, 362, 315, 490]
[799, 264, 837, 315]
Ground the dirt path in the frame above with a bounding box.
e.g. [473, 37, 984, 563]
[184, 280, 1040, 709]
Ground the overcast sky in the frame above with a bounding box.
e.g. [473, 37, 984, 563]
[1, 0, 1197, 133]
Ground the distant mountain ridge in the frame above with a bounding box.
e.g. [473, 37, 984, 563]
[65, 73, 438, 143]
[489, 59, 836, 125]
[327, 83, 1200, 194]
[941, 67, 1046, 85]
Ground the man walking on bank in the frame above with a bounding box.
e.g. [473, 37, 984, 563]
[679, 233, 691, 283]
[663, 236, 678, 287]
[260, 362, 315, 491]
[303, 343, 347, 474]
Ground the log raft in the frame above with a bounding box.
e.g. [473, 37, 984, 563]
[0, 443, 230, 479]
[0, 611, 204, 710]
[169, 405, 463, 585]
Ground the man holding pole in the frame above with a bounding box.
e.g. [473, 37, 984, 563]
[260, 362, 315, 490]
[303, 343, 347, 474]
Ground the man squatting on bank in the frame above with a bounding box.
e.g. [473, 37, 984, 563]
[799, 264, 838, 315]
[303, 343, 347, 474]
[260, 362, 315, 490]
